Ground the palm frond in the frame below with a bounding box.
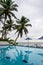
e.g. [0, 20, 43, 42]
[12, 4, 18, 7]
[9, 11, 17, 19]
[10, 7, 18, 11]
[0, 11, 4, 16]
[8, 14, 11, 20]
[24, 27, 28, 34]
[16, 19, 21, 24]
[25, 24, 32, 27]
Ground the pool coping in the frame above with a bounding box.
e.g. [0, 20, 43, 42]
[0, 44, 43, 49]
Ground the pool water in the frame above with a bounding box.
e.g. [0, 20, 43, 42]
[0, 45, 43, 65]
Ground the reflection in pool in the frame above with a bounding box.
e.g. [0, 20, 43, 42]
[25, 51, 32, 54]
[38, 53, 43, 57]
[0, 46, 43, 65]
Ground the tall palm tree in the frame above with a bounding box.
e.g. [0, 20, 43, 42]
[15, 16, 32, 41]
[0, 0, 18, 20]
[0, 0, 18, 39]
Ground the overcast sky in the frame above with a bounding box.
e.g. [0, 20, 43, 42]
[8, 0, 43, 41]
[1, 0, 43, 41]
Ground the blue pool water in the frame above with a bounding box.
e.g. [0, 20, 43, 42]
[0, 45, 43, 65]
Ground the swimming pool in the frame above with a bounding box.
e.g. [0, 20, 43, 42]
[0, 45, 43, 65]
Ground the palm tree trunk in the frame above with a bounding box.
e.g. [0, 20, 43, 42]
[4, 30, 7, 39]
[1, 31, 4, 39]
[2, 15, 7, 39]
[15, 34, 19, 43]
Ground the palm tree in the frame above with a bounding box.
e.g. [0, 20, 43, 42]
[0, 16, 4, 24]
[15, 16, 32, 41]
[0, 0, 18, 20]
[2, 19, 15, 38]
[0, 0, 18, 39]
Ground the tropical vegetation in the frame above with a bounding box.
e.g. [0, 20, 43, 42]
[0, 0, 32, 44]
[0, 0, 18, 39]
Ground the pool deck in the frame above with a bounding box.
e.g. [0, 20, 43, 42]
[0, 41, 12, 46]
[0, 41, 43, 48]
[18, 42, 43, 48]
